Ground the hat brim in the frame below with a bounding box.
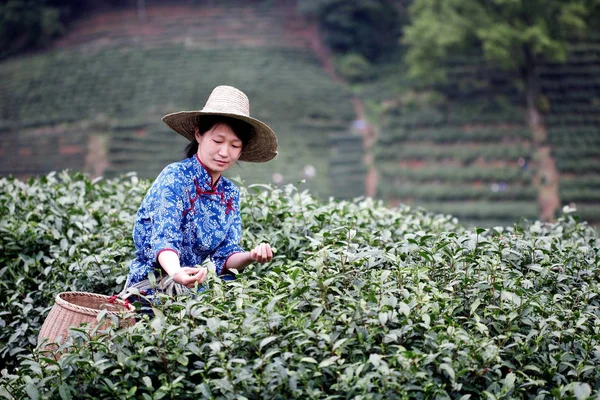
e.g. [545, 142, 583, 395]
[162, 111, 278, 163]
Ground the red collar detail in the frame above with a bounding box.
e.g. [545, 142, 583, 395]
[225, 198, 235, 214]
[183, 177, 234, 217]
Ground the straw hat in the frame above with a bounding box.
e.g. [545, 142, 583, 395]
[162, 85, 278, 162]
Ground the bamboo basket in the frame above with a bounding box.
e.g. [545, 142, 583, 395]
[38, 292, 136, 347]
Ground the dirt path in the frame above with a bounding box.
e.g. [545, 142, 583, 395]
[528, 107, 560, 222]
[302, 23, 379, 197]
[352, 97, 379, 198]
[302, 22, 340, 82]
[535, 146, 561, 221]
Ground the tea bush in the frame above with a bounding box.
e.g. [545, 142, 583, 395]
[0, 171, 148, 367]
[1, 172, 600, 399]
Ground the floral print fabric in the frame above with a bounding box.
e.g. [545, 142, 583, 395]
[126, 154, 244, 287]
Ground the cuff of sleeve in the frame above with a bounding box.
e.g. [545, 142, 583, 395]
[156, 248, 178, 261]
[220, 251, 244, 275]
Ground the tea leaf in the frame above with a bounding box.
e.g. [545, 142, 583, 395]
[573, 382, 592, 400]
[318, 356, 339, 368]
[439, 363, 455, 381]
[259, 336, 278, 350]
[398, 302, 410, 317]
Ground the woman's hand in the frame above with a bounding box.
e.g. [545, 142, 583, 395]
[172, 266, 208, 288]
[249, 243, 273, 263]
[222, 243, 274, 273]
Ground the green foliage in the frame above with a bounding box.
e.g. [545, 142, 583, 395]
[561, 187, 600, 203]
[417, 200, 539, 222]
[379, 182, 537, 202]
[379, 126, 530, 143]
[395, 89, 447, 111]
[378, 163, 533, 185]
[555, 158, 600, 174]
[0, 172, 147, 368]
[403, 0, 484, 82]
[298, 0, 402, 61]
[1, 172, 600, 398]
[376, 142, 532, 164]
[404, 0, 592, 81]
[560, 175, 600, 191]
[334, 52, 374, 83]
[0, 0, 82, 59]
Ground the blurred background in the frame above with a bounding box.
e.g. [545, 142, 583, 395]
[1, 0, 599, 229]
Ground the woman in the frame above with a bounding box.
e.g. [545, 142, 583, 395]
[123, 85, 277, 300]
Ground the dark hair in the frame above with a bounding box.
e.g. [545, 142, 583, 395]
[184, 116, 253, 159]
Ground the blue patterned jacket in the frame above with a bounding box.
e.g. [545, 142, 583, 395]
[127, 154, 244, 287]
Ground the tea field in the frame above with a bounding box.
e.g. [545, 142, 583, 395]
[1, 172, 599, 399]
[366, 35, 600, 229]
[0, 3, 357, 199]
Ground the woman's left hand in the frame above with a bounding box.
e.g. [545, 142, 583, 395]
[249, 243, 273, 263]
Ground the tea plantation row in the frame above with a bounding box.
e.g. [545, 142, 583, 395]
[0, 45, 355, 198]
[363, 35, 600, 228]
[1, 172, 599, 399]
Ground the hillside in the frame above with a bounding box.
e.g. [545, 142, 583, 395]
[0, 2, 599, 228]
[542, 38, 600, 228]
[0, 2, 360, 198]
[362, 37, 600, 229]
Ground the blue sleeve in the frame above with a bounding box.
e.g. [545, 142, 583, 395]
[210, 194, 244, 275]
[146, 165, 185, 261]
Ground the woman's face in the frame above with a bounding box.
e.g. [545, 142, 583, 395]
[195, 122, 243, 179]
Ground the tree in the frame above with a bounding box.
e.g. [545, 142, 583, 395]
[403, 0, 594, 221]
[405, 0, 591, 115]
[0, 0, 105, 59]
[0, 0, 65, 59]
[298, 0, 402, 61]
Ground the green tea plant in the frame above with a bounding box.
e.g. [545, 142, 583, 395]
[376, 143, 532, 164]
[1, 172, 600, 399]
[377, 164, 533, 185]
[0, 171, 148, 368]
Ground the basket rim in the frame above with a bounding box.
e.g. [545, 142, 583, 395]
[55, 291, 136, 316]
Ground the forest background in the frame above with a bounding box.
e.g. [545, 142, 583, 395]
[1, 0, 600, 229]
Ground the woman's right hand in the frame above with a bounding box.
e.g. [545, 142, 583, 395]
[172, 267, 208, 288]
